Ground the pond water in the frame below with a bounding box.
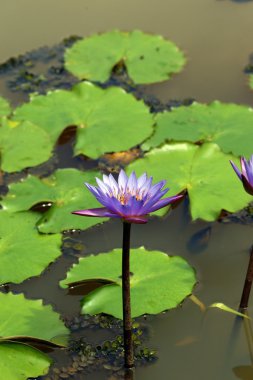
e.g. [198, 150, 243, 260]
[1, 1, 253, 379]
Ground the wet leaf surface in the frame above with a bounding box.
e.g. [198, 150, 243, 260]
[60, 247, 196, 319]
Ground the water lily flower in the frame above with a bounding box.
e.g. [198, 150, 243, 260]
[230, 156, 253, 196]
[73, 170, 183, 224]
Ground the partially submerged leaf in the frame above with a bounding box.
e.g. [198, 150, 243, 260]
[1, 168, 108, 233]
[128, 142, 252, 221]
[143, 101, 253, 158]
[0, 342, 52, 380]
[14, 81, 153, 159]
[209, 303, 251, 319]
[0, 211, 62, 283]
[64, 30, 186, 84]
[60, 247, 196, 319]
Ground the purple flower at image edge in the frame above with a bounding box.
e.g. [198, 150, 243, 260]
[73, 170, 184, 224]
[230, 155, 253, 195]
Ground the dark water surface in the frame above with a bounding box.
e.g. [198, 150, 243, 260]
[1, 1, 253, 380]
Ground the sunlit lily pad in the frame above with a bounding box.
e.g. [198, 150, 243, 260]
[0, 342, 51, 380]
[0, 211, 62, 283]
[0, 96, 11, 117]
[1, 168, 108, 233]
[14, 81, 153, 158]
[143, 101, 253, 158]
[0, 118, 53, 173]
[60, 247, 196, 319]
[128, 143, 252, 221]
[64, 30, 186, 84]
[0, 292, 68, 340]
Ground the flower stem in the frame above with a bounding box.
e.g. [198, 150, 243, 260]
[122, 221, 134, 368]
[240, 246, 253, 310]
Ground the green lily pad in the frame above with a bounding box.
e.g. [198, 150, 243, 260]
[64, 30, 186, 84]
[13, 81, 153, 158]
[143, 101, 253, 158]
[1, 168, 108, 233]
[128, 142, 252, 221]
[0, 97, 11, 117]
[60, 247, 196, 319]
[0, 292, 68, 340]
[0, 118, 53, 173]
[0, 211, 62, 284]
[0, 342, 51, 380]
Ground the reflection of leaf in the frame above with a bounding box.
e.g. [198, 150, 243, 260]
[0, 211, 62, 284]
[233, 366, 253, 380]
[64, 30, 186, 84]
[0, 118, 53, 173]
[128, 143, 251, 221]
[143, 102, 253, 158]
[0, 342, 52, 380]
[60, 247, 196, 319]
[249, 75, 253, 90]
[0, 96, 11, 117]
[1, 168, 108, 233]
[187, 226, 212, 254]
[14, 82, 153, 159]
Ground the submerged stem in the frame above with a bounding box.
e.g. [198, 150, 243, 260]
[122, 221, 134, 368]
[240, 246, 253, 310]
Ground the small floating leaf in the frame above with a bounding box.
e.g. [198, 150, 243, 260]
[0, 118, 53, 173]
[209, 303, 251, 319]
[128, 142, 251, 221]
[14, 82, 153, 158]
[1, 168, 108, 233]
[0, 96, 11, 117]
[64, 30, 186, 84]
[143, 102, 253, 158]
[0, 211, 62, 283]
[60, 247, 196, 319]
[0, 342, 51, 380]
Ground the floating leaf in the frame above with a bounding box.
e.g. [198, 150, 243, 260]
[14, 81, 153, 158]
[60, 247, 196, 319]
[64, 30, 186, 84]
[1, 168, 108, 233]
[0, 118, 53, 173]
[0, 211, 62, 283]
[128, 143, 252, 221]
[0, 97, 11, 117]
[0, 342, 51, 380]
[143, 102, 253, 158]
[0, 292, 68, 341]
[209, 303, 250, 319]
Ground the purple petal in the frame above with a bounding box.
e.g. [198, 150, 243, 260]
[96, 177, 111, 195]
[108, 174, 119, 194]
[72, 207, 118, 218]
[148, 180, 167, 197]
[141, 188, 169, 213]
[127, 172, 137, 194]
[102, 174, 111, 187]
[242, 175, 253, 196]
[137, 173, 147, 189]
[85, 183, 100, 197]
[244, 159, 253, 185]
[230, 160, 242, 180]
[148, 194, 184, 213]
[140, 176, 153, 197]
[118, 170, 128, 191]
[124, 215, 148, 224]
